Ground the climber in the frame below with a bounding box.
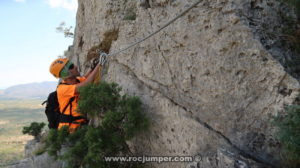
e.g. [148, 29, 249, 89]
[49, 54, 107, 132]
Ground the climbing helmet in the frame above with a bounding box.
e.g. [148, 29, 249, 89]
[49, 58, 69, 78]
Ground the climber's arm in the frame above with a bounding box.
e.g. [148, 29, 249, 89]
[84, 68, 93, 78]
[75, 64, 100, 93]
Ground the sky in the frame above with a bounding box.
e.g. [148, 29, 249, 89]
[0, 0, 77, 89]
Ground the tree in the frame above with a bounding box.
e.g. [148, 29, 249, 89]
[56, 22, 74, 38]
[44, 82, 149, 167]
[22, 122, 46, 140]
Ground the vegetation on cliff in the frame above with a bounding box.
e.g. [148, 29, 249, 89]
[35, 82, 149, 168]
[274, 0, 300, 155]
[22, 122, 45, 140]
[280, 0, 300, 54]
[273, 95, 300, 167]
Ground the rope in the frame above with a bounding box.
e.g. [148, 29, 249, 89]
[107, 0, 203, 57]
[95, 0, 202, 80]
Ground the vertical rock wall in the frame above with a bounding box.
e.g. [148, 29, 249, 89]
[68, 0, 300, 167]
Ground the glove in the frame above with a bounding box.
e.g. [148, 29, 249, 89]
[99, 52, 108, 66]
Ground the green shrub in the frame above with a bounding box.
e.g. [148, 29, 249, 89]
[123, 8, 136, 20]
[22, 122, 45, 139]
[286, 0, 300, 17]
[45, 126, 69, 158]
[44, 82, 149, 168]
[273, 104, 300, 167]
[78, 82, 121, 117]
[281, 0, 300, 53]
[33, 144, 47, 156]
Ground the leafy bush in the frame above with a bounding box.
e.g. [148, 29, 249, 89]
[286, 0, 300, 17]
[123, 8, 136, 20]
[280, 0, 300, 53]
[45, 126, 69, 158]
[44, 82, 149, 168]
[22, 122, 45, 140]
[33, 145, 47, 156]
[78, 82, 121, 117]
[273, 104, 300, 167]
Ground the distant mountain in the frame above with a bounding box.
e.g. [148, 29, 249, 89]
[0, 81, 57, 100]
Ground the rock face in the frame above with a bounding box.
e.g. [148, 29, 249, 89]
[66, 0, 300, 167]
[19, 0, 300, 167]
[9, 140, 63, 168]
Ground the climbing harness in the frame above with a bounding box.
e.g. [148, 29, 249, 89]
[99, 0, 202, 58]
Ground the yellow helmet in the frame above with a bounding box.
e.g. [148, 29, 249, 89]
[49, 58, 69, 78]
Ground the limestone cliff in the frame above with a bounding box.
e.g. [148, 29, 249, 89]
[14, 0, 300, 167]
[69, 0, 300, 167]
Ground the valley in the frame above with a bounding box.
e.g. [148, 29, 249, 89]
[0, 99, 47, 167]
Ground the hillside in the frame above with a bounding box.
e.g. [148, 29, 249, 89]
[0, 82, 57, 100]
